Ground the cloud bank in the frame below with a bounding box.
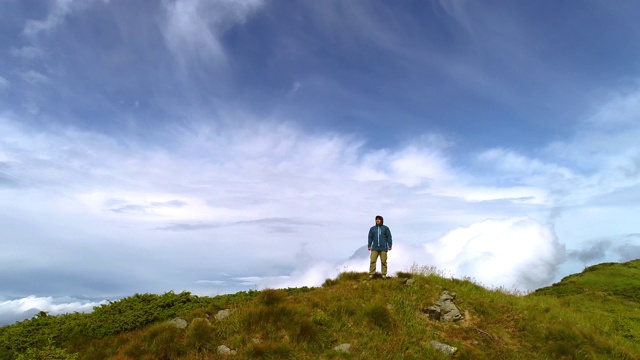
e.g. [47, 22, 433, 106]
[2, 78, 640, 323]
[0, 296, 107, 326]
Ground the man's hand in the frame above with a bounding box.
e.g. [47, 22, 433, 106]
[388, 247, 392, 251]
[368, 248, 371, 251]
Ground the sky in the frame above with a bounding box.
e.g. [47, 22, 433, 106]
[1, 0, 640, 325]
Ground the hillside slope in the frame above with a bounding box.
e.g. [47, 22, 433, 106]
[533, 260, 640, 302]
[2, 263, 639, 359]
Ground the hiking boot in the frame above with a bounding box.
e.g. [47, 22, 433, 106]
[381, 275, 387, 280]
[368, 275, 374, 279]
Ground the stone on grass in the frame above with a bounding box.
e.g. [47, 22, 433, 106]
[431, 340, 457, 355]
[168, 317, 188, 329]
[439, 291, 463, 322]
[333, 343, 351, 353]
[217, 345, 236, 355]
[215, 309, 233, 320]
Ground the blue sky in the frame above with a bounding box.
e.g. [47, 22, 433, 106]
[2, 0, 640, 324]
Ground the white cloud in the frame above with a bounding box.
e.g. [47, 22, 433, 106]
[477, 148, 576, 186]
[0, 296, 107, 326]
[18, 70, 49, 85]
[426, 217, 565, 291]
[24, 0, 75, 36]
[23, 0, 108, 37]
[247, 243, 432, 290]
[3, 77, 640, 321]
[541, 85, 640, 209]
[159, 0, 264, 64]
[434, 185, 547, 204]
[587, 84, 640, 127]
[10, 46, 44, 60]
[247, 218, 565, 293]
[389, 146, 452, 187]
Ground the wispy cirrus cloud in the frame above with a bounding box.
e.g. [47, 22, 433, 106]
[10, 46, 44, 60]
[18, 70, 49, 85]
[159, 0, 264, 64]
[23, 0, 108, 37]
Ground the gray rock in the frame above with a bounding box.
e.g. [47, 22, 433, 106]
[404, 278, 416, 286]
[333, 343, 351, 353]
[438, 291, 463, 322]
[168, 317, 188, 329]
[439, 291, 455, 302]
[424, 305, 441, 320]
[217, 345, 237, 355]
[215, 309, 233, 320]
[431, 340, 457, 355]
[423, 291, 463, 322]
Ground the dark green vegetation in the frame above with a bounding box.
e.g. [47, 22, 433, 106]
[2, 261, 639, 359]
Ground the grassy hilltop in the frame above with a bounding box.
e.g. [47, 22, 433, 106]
[1, 261, 639, 359]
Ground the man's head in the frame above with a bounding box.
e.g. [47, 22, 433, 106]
[375, 215, 384, 225]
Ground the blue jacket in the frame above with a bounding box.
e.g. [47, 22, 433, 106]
[368, 225, 392, 252]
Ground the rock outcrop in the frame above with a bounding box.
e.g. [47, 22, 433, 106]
[423, 291, 463, 322]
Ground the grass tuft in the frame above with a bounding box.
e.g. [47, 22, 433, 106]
[185, 318, 214, 352]
[363, 304, 393, 332]
[322, 278, 338, 287]
[142, 322, 184, 359]
[247, 341, 294, 359]
[336, 271, 363, 282]
[256, 289, 287, 306]
[293, 318, 326, 347]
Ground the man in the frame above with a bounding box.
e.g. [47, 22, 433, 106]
[368, 215, 392, 279]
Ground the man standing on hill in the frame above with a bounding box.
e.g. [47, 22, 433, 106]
[368, 215, 392, 279]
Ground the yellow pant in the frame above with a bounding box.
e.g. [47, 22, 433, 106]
[369, 251, 388, 276]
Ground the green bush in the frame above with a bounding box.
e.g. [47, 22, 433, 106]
[16, 344, 78, 360]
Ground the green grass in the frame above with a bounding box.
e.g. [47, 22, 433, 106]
[2, 260, 640, 359]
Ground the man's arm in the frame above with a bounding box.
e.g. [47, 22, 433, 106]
[387, 226, 392, 250]
[368, 228, 373, 250]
